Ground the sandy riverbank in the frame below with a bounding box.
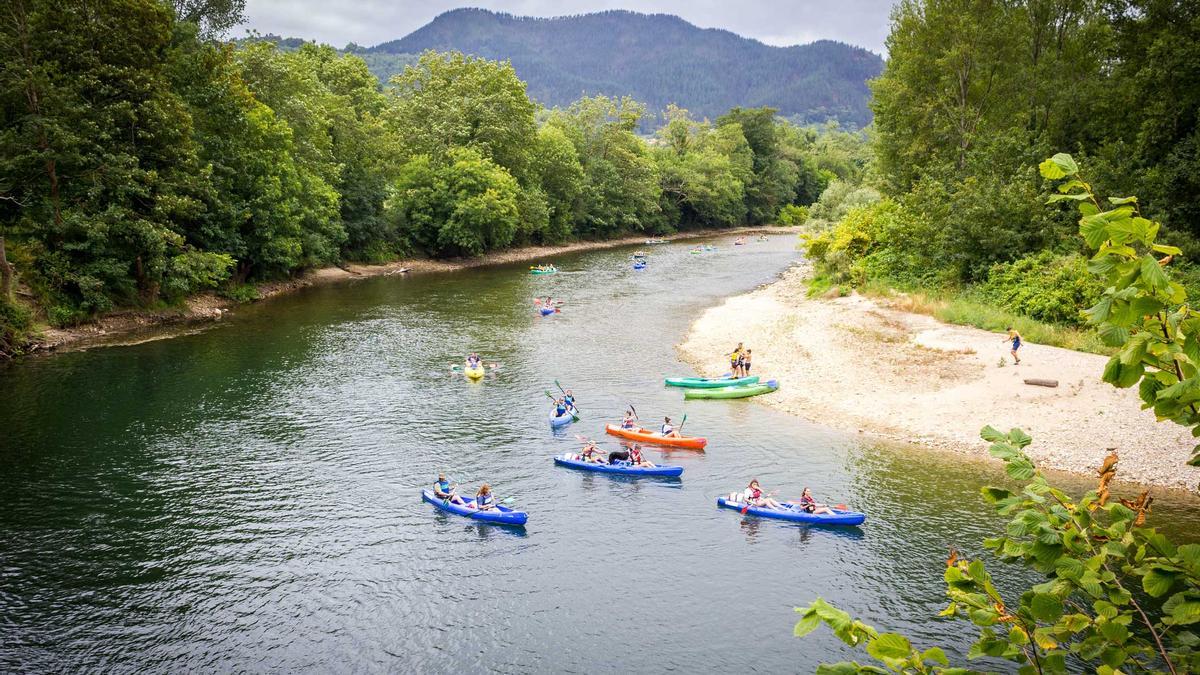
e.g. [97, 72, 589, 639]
[677, 265, 1200, 491]
[27, 226, 792, 354]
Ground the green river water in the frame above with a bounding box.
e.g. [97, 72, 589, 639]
[2, 234, 1198, 672]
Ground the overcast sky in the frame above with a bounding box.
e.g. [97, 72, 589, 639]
[237, 1, 895, 54]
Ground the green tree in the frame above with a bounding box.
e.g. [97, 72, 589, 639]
[387, 148, 521, 257]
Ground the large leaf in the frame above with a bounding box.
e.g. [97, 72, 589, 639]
[1139, 254, 1170, 292]
[1142, 567, 1178, 598]
[1039, 153, 1079, 180]
[865, 632, 912, 661]
[1030, 593, 1064, 622]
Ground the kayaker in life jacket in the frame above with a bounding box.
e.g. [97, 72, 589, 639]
[744, 479, 781, 509]
[555, 398, 569, 417]
[472, 484, 499, 511]
[620, 410, 637, 429]
[790, 487, 835, 515]
[579, 441, 606, 463]
[433, 473, 465, 506]
[629, 444, 655, 468]
[659, 416, 680, 438]
[563, 390, 576, 412]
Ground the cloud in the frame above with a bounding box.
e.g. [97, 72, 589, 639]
[237, 0, 893, 54]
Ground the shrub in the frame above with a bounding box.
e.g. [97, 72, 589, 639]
[978, 250, 1103, 326]
[777, 203, 809, 226]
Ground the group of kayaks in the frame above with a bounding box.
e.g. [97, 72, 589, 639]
[666, 374, 780, 399]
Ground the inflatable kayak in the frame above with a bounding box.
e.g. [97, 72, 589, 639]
[422, 489, 528, 526]
[549, 408, 577, 428]
[716, 497, 865, 526]
[530, 266, 557, 275]
[604, 424, 707, 449]
[554, 454, 683, 477]
[539, 307, 557, 316]
[665, 375, 760, 389]
[684, 380, 778, 399]
[464, 365, 486, 380]
[633, 262, 646, 270]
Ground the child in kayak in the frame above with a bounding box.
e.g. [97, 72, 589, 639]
[790, 487, 835, 515]
[433, 473, 465, 506]
[471, 484, 499, 511]
[1004, 327, 1022, 365]
[659, 416, 680, 438]
[554, 398, 569, 418]
[628, 444, 655, 468]
[564, 389, 577, 412]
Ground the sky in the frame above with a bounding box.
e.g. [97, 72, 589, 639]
[237, 0, 895, 54]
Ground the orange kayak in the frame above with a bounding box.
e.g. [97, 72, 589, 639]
[604, 424, 707, 449]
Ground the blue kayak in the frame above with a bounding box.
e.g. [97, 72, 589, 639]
[716, 497, 865, 526]
[554, 454, 683, 477]
[633, 262, 646, 270]
[422, 489, 528, 526]
[549, 408, 577, 427]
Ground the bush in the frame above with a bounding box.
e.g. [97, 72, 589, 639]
[220, 284, 261, 303]
[777, 203, 809, 226]
[162, 251, 235, 301]
[978, 250, 1102, 326]
[0, 297, 32, 357]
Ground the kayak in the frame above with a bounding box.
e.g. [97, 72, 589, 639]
[664, 375, 760, 389]
[604, 424, 707, 449]
[645, 239, 667, 244]
[684, 380, 778, 399]
[422, 489, 528, 526]
[554, 454, 683, 477]
[530, 267, 557, 275]
[539, 307, 557, 316]
[549, 408, 577, 428]
[464, 365, 486, 380]
[716, 497, 865, 526]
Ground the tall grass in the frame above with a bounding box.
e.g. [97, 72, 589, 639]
[856, 281, 1112, 355]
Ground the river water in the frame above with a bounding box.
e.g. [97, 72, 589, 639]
[2, 235, 1198, 672]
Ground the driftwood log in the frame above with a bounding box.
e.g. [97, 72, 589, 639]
[1023, 378, 1059, 388]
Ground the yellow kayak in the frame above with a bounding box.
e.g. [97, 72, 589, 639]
[464, 365, 486, 380]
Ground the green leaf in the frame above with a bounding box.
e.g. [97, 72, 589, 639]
[1108, 196, 1138, 205]
[1047, 193, 1092, 203]
[920, 646, 949, 666]
[1040, 153, 1079, 180]
[865, 632, 912, 661]
[1140, 254, 1170, 292]
[794, 611, 822, 637]
[1153, 243, 1183, 256]
[1008, 428, 1033, 448]
[980, 425, 1005, 442]
[1030, 593, 1064, 622]
[1142, 568, 1178, 597]
[1167, 600, 1200, 626]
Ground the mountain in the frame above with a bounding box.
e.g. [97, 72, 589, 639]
[365, 9, 883, 128]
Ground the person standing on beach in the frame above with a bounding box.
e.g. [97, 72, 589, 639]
[730, 342, 744, 377]
[1005, 328, 1022, 365]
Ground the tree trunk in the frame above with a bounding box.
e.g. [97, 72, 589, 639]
[0, 235, 12, 301]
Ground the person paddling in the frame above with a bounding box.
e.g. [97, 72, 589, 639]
[628, 444, 655, 468]
[1004, 328, 1022, 365]
[659, 416, 680, 438]
[620, 409, 637, 430]
[433, 473, 465, 506]
[563, 389, 577, 413]
[579, 440, 606, 463]
[471, 484, 500, 511]
[790, 487, 834, 515]
[554, 397, 569, 418]
[744, 479, 781, 508]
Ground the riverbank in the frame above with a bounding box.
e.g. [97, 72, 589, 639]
[677, 265, 1200, 491]
[24, 226, 792, 354]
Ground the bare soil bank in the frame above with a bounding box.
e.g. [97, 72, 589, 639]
[27, 226, 794, 354]
[676, 265, 1200, 492]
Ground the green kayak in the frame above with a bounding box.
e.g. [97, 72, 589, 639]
[665, 375, 760, 389]
[530, 266, 557, 275]
[684, 379, 779, 399]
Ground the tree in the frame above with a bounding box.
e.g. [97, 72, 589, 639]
[387, 148, 521, 258]
[170, 0, 245, 37]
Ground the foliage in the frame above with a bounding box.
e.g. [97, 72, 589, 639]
[778, 204, 809, 226]
[387, 149, 522, 257]
[797, 427, 1200, 674]
[1040, 153, 1200, 467]
[978, 251, 1104, 327]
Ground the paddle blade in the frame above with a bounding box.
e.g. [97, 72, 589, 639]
[740, 504, 750, 515]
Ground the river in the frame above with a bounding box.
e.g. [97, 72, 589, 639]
[2, 234, 1198, 672]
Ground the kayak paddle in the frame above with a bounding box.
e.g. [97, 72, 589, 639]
[677, 413, 688, 433]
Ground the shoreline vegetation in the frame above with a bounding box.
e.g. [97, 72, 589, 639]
[23, 226, 794, 354]
[678, 264, 1200, 492]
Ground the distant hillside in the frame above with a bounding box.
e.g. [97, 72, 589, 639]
[366, 9, 883, 127]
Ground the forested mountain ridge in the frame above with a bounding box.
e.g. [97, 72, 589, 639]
[365, 9, 882, 127]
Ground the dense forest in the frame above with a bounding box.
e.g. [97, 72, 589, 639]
[801, 0, 1200, 344]
[0, 0, 859, 357]
[365, 9, 883, 128]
